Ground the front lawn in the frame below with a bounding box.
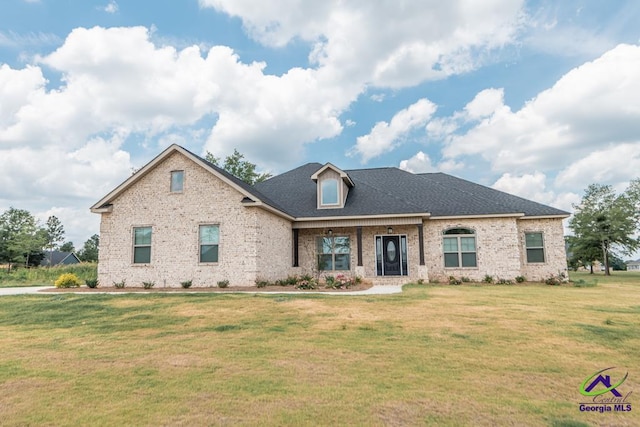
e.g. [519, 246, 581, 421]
[0, 276, 638, 426]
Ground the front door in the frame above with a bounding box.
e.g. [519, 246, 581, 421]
[376, 235, 408, 276]
[383, 236, 401, 276]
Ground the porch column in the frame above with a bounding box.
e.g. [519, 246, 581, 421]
[356, 226, 363, 267]
[417, 223, 425, 266]
[292, 229, 299, 267]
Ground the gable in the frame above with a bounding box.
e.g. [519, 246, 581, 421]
[91, 145, 293, 220]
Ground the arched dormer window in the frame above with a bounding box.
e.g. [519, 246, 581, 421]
[321, 178, 339, 206]
[443, 227, 477, 268]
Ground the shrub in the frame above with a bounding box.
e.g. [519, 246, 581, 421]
[180, 280, 192, 289]
[461, 276, 471, 283]
[217, 279, 229, 288]
[85, 278, 99, 288]
[113, 280, 126, 289]
[300, 274, 314, 282]
[416, 278, 425, 285]
[324, 274, 358, 289]
[496, 278, 513, 285]
[255, 279, 269, 288]
[515, 275, 526, 283]
[448, 276, 461, 285]
[482, 275, 494, 284]
[296, 278, 317, 290]
[142, 281, 155, 289]
[544, 274, 563, 286]
[54, 273, 82, 288]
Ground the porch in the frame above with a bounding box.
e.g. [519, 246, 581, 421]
[291, 218, 429, 283]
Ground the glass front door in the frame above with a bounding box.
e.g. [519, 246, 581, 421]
[376, 235, 408, 276]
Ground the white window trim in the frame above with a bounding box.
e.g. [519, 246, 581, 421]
[199, 224, 220, 264]
[524, 231, 546, 264]
[132, 226, 152, 265]
[319, 178, 341, 208]
[374, 234, 409, 276]
[170, 170, 184, 193]
[442, 228, 477, 269]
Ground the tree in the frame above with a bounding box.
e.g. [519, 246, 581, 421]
[566, 236, 601, 273]
[205, 149, 272, 185]
[78, 234, 99, 262]
[569, 182, 640, 276]
[0, 208, 47, 270]
[60, 241, 76, 253]
[44, 215, 65, 266]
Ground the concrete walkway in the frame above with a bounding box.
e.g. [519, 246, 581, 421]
[0, 285, 403, 296]
[0, 286, 56, 295]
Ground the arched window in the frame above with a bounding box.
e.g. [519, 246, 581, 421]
[443, 228, 477, 268]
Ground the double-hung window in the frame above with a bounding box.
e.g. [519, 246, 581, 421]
[133, 227, 152, 264]
[443, 228, 477, 268]
[317, 236, 350, 270]
[525, 232, 545, 263]
[200, 225, 219, 263]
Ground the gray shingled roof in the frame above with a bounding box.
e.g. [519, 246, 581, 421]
[253, 163, 569, 218]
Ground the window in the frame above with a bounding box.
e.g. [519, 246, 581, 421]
[525, 232, 545, 263]
[317, 236, 350, 270]
[170, 170, 184, 192]
[321, 179, 339, 205]
[443, 228, 476, 268]
[200, 225, 219, 263]
[133, 227, 152, 264]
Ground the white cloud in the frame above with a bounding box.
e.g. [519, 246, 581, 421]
[349, 98, 437, 163]
[493, 171, 555, 204]
[464, 88, 504, 119]
[399, 151, 435, 173]
[555, 143, 640, 189]
[442, 44, 640, 177]
[200, 0, 526, 88]
[36, 206, 100, 249]
[103, 1, 118, 14]
[399, 151, 465, 174]
[492, 172, 579, 213]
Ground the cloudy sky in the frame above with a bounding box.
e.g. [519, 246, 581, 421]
[1, 0, 639, 248]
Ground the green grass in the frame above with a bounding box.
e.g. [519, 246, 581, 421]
[0, 263, 97, 287]
[0, 276, 638, 426]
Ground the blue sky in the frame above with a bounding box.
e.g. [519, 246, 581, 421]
[1, 0, 639, 250]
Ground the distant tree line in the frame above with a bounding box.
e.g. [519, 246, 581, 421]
[0, 208, 98, 270]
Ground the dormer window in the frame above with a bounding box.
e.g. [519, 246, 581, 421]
[321, 179, 339, 206]
[311, 163, 355, 210]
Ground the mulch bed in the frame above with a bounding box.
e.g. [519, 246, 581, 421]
[41, 282, 373, 293]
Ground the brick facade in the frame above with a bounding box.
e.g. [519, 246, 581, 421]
[95, 146, 568, 287]
[97, 151, 292, 287]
